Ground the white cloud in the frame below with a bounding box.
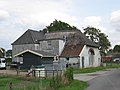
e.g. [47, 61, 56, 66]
[83, 16, 101, 27]
[108, 32, 120, 48]
[0, 10, 9, 21]
[110, 10, 120, 31]
[0, 0, 77, 50]
[16, 12, 78, 29]
[0, 27, 24, 49]
[82, 16, 109, 33]
[1, 0, 119, 50]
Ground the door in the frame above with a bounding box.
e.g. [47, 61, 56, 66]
[82, 56, 84, 68]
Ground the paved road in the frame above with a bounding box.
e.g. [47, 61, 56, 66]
[74, 70, 109, 81]
[85, 69, 120, 90]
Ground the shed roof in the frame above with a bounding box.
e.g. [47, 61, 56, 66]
[14, 49, 55, 57]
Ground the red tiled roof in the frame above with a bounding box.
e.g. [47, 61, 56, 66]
[60, 44, 84, 57]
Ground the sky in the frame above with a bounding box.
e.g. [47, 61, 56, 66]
[0, 0, 120, 50]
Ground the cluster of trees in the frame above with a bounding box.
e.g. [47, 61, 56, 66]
[83, 27, 111, 56]
[108, 45, 120, 54]
[42, 19, 77, 33]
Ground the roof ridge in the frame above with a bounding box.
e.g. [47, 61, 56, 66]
[46, 29, 80, 33]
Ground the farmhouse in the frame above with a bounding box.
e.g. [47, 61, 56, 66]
[12, 29, 101, 70]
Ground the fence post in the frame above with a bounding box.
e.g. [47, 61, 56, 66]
[16, 66, 20, 76]
[9, 82, 12, 90]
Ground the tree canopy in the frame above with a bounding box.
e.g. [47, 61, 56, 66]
[83, 26, 111, 56]
[42, 19, 77, 33]
[0, 48, 5, 57]
[6, 49, 12, 58]
[113, 45, 120, 53]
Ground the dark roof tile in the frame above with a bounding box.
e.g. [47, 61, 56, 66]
[12, 29, 44, 45]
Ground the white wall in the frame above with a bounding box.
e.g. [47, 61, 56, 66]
[59, 40, 65, 55]
[79, 45, 101, 68]
[59, 57, 80, 69]
[59, 45, 101, 69]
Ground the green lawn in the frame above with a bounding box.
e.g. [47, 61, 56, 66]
[74, 63, 120, 74]
[0, 75, 50, 90]
[0, 75, 87, 90]
[58, 80, 88, 90]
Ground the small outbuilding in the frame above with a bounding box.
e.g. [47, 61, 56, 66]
[14, 49, 55, 70]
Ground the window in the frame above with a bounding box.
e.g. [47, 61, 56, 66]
[66, 57, 69, 61]
[48, 41, 51, 46]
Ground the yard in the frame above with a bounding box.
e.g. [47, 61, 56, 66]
[0, 75, 87, 90]
[1, 63, 120, 90]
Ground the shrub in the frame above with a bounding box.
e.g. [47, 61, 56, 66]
[64, 67, 73, 83]
[49, 67, 73, 90]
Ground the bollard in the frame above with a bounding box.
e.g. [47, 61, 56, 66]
[9, 82, 12, 90]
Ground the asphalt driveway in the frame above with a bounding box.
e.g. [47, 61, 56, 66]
[85, 68, 120, 90]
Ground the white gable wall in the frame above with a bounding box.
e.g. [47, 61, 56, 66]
[79, 45, 101, 68]
[59, 45, 101, 69]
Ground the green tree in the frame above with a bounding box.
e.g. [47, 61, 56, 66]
[0, 48, 5, 57]
[6, 49, 12, 58]
[113, 45, 120, 53]
[107, 49, 113, 54]
[84, 26, 101, 42]
[42, 19, 77, 33]
[83, 26, 111, 56]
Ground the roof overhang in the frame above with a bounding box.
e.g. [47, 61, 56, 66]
[13, 49, 55, 58]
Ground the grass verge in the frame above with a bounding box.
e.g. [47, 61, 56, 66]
[74, 63, 120, 74]
[0, 75, 87, 90]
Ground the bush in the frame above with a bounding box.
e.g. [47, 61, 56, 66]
[49, 67, 74, 90]
[63, 67, 73, 84]
[50, 76, 62, 90]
